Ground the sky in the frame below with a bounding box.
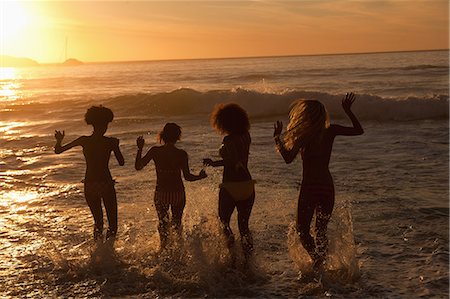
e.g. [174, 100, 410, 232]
[0, 0, 448, 63]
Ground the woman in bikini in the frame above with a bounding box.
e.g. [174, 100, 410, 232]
[54, 106, 125, 242]
[273, 93, 363, 269]
[135, 123, 207, 249]
[203, 103, 255, 257]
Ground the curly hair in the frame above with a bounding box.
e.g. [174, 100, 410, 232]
[158, 123, 181, 144]
[84, 106, 114, 126]
[210, 103, 250, 135]
[283, 100, 329, 149]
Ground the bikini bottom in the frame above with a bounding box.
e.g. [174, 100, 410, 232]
[220, 180, 256, 201]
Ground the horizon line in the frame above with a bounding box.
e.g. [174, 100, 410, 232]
[6, 48, 450, 66]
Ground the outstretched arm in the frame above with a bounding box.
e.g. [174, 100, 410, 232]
[54, 131, 83, 154]
[113, 138, 125, 166]
[182, 151, 207, 181]
[332, 92, 364, 136]
[135, 136, 154, 170]
[273, 121, 302, 164]
[203, 158, 225, 167]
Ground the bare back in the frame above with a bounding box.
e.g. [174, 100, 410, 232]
[220, 132, 252, 182]
[150, 145, 186, 192]
[81, 135, 118, 182]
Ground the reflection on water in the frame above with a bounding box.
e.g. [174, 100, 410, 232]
[0, 121, 25, 135]
[0, 67, 17, 80]
[0, 67, 21, 101]
[0, 190, 40, 205]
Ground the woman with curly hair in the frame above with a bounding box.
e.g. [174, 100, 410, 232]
[203, 103, 255, 257]
[273, 93, 363, 269]
[54, 106, 125, 242]
[135, 123, 207, 249]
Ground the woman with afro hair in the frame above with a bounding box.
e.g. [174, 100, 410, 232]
[203, 103, 255, 258]
[54, 106, 125, 242]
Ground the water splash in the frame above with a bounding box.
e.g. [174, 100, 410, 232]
[287, 199, 361, 296]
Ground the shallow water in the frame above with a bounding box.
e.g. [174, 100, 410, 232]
[0, 118, 447, 298]
[0, 51, 448, 297]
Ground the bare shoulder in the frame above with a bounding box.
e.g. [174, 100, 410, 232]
[222, 135, 231, 144]
[327, 124, 340, 135]
[107, 136, 119, 145]
[76, 135, 88, 145]
[177, 148, 188, 159]
[149, 145, 163, 154]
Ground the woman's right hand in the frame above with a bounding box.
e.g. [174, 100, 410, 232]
[273, 121, 283, 137]
[342, 92, 356, 113]
[54, 130, 65, 142]
[136, 136, 145, 149]
[203, 158, 213, 166]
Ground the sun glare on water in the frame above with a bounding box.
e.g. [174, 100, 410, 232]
[0, 190, 40, 207]
[0, 67, 20, 100]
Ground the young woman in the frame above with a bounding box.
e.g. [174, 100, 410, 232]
[203, 103, 255, 257]
[54, 106, 125, 241]
[135, 123, 207, 249]
[273, 93, 363, 269]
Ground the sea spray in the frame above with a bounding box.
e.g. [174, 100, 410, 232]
[287, 199, 360, 282]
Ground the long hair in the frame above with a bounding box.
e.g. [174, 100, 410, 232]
[283, 100, 329, 150]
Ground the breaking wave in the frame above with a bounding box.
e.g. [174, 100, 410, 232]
[104, 88, 448, 121]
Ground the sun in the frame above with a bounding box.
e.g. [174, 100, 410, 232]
[0, 1, 31, 50]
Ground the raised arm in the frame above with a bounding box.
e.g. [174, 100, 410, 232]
[273, 121, 302, 164]
[181, 150, 207, 181]
[135, 136, 154, 170]
[54, 130, 83, 154]
[332, 92, 364, 136]
[112, 138, 125, 166]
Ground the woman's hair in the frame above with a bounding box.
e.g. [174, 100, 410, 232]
[158, 123, 181, 144]
[283, 100, 329, 149]
[210, 103, 250, 135]
[85, 106, 114, 126]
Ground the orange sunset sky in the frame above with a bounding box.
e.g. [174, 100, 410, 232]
[0, 0, 448, 63]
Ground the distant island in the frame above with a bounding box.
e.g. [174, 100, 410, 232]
[0, 55, 39, 67]
[62, 58, 84, 66]
[0, 55, 85, 67]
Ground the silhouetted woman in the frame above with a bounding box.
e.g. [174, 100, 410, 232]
[273, 93, 363, 269]
[54, 106, 125, 241]
[135, 123, 207, 249]
[203, 103, 255, 257]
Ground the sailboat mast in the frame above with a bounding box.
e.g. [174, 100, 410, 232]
[65, 36, 68, 61]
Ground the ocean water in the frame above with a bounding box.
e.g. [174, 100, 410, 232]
[0, 50, 448, 298]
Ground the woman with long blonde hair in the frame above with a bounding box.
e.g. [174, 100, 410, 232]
[273, 93, 363, 269]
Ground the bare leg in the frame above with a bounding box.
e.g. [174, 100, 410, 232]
[154, 196, 170, 249]
[314, 195, 334, 266]
[297, 194, 320, 263]
[170, 192, 186, 239]
[102, 184, 118, 240]
[236, 191, 255, 257]
[84, 183, 104, 240]
[219, 188, 236, 248]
